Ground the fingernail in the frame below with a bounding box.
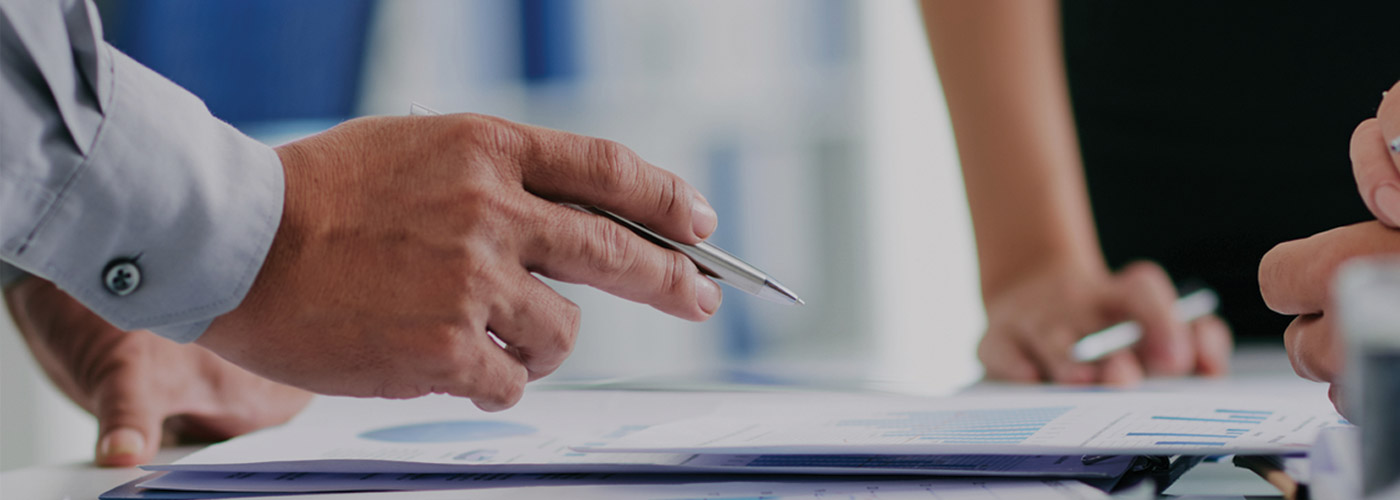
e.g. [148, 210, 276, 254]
[1376, 185, 1400, 224]
[691, 193, 718, 240]
[1388, 136, 1400, 154]
[99, 428, 144, 461]
[696, 277, 721, 315]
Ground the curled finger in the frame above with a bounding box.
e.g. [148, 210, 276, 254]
[1188, 314, 1233, 377]
[1023, 325, 1097, 385]
[1283, 314, 1342, 383]
[487, 274, 581, 381]
[1111, 262, 1191, 375]
[976, 328, 1043, 383]
[1098, 350, 1145, 387]
[439, 331, 530, 412]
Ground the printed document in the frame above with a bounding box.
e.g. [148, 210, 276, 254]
[576, 393, 1346, 456]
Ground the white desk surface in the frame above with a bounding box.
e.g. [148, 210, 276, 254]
[1, 346, 1312, 499]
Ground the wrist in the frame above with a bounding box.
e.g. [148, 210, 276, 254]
[980, 251, 1109, 304]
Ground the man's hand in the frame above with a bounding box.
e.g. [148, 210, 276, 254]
[979, 260, 1232, 386]
[1260, 222, 1400, 410]
[4, 277, 312, 467]
[199, 114, 723, 410]
[1260, 80, 1400, 412]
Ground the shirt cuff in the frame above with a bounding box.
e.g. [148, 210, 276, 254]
[5, 47, 283, 342]
[0, 263, 29, 289]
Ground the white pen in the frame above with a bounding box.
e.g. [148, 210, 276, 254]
[409, 103, 804, 305]
[1071, 288, 1219, 362]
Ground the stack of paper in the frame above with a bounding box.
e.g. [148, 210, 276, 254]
[102, 389, 1346, 499]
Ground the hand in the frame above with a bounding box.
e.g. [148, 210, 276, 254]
[1260, 222, 1400, 411]
[200, 114, 723, 410]
[1259, 80, 1400, 412]
[978, 260, 1232, 385]
[4, 277, 311, 467]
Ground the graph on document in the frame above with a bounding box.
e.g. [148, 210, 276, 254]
[1074, 405, 1339, 453]
[576, 394, 1346, 455]
[1124, 409, 1270, 446]
[835, 407, 1072, 445]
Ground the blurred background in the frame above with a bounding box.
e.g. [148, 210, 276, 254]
[0, 0, 983, 470]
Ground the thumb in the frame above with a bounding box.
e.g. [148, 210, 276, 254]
[93, 372, 166, 467]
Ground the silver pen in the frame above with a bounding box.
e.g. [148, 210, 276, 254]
[409, 103, 804, 305]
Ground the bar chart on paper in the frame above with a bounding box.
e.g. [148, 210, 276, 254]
[1099, 408, 1281, 449]
[832, 407, 1072, 445]
[577, 394, 1348, 456]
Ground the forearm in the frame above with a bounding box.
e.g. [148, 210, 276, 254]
[921, 0, 1104, 298]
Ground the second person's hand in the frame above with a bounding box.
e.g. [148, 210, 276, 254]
[199, 113, 723, 411]
[978, 260, 1232, 385]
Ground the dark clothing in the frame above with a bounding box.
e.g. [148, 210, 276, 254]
[1062, 1, 1400, 342]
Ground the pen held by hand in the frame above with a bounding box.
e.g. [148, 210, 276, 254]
[407, 103, 803, 306]
[578, 206, 803, 305]
[1071, 288, 1219, 363]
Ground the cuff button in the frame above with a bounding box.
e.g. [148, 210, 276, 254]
[103, 259, 142, 296]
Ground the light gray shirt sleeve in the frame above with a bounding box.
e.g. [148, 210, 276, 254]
[0, 0, 284, 342]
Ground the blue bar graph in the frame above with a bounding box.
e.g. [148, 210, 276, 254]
[1151, 408, 1274, 425]
[1156, 441, 1227, 446]
[836, 407, 1071, 445]
[1126, 432, 1237, 438]
[1136, 408, 1275, 447]
[1151, 416, 1260, 424]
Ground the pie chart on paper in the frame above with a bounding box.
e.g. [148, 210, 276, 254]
[358, 420, 538, 443]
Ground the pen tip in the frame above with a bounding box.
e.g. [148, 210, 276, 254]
[763, 280, 804, 305]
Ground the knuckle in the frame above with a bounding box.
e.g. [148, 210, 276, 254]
[481, 374, 527, 411]
[587, 139, 641, 193]
[452, 114, 526, 156]
[655, 175, 685, 218]
[661, 251, 693, 297]
[584, 222, 638, 276]
[550, 301, 582, 354]
[1120, 261, 1171, 288]
[424, 326, 476, 370]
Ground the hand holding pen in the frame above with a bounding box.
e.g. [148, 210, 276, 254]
[199, 108, 742, 411]
[411, 104, 802, 305]
[977, 260, 1232, 386]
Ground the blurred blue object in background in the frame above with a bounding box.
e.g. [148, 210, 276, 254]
[96, 0, 376, 128]
[519, 0, 578, 84]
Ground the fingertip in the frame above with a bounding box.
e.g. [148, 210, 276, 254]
[1373, 185, 1400, 228]
[473, 383, 526, 412]
[695, 277, 721, 317]
[690, 191, 718, 240]
[1328, 384, 1346, 417]
[96, 427, 151, 467]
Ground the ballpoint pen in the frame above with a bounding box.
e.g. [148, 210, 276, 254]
[409, 103, 804, 305]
